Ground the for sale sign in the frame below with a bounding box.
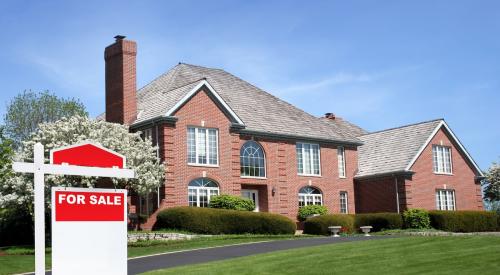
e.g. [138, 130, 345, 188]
[51, 187, 127, 275]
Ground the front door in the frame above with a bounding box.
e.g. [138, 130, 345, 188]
[241, 189, 259, 212]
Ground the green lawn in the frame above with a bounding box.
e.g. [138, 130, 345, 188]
[0, 235, 302, 275]
[145, 236, 500, 275]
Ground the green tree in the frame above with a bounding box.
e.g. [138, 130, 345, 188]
[3, 90, 87, 147]
[0, 116, 164, 215]
[483, 161, 500, 204]
[0, 126, 14, 184]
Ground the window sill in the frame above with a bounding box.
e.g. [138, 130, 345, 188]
[298, 174, 322, 178]
[338, 176, 347, 179]
[240, 176, 267, 180]
[434, 172, 453, 176]
[187, 163, 220, 168]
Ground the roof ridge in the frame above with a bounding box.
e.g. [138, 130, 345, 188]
[177, 62, 224, 71]
[137, 63, 183, 95]
[361, 118, 444, 136]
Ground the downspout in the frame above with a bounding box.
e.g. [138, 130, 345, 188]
[394, 175, 400, 214]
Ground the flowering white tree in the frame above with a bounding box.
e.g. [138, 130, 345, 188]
[0, 116, 165, 214]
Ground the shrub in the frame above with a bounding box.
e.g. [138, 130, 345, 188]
[303, 214, 355, 235]
[0, 208, 34, 246]
[154, 207, 296, 234]
[209, 194, 255, 211]
[429, 210, 498, 232]
[403, 209, 431, 229]
[355, 213, 403, 232]
[497, 212, 500, 231]
[298, 205, 328, 221]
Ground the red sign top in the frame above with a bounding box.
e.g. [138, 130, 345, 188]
[50, 143, 125, 168]
[54, 191, 125, 222]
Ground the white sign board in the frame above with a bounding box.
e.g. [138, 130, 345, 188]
[51, 187, 127, 275]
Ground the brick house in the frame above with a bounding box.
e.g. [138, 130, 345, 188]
[101, 36, 484, 228]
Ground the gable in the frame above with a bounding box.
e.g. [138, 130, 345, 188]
[165, 80, 244, 125]
[170, 83, 238, 125]
[406, 121, 483, 176]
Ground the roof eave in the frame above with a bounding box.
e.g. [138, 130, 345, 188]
[235, 128, 363, 146]
[354, 170, 415, 180]
[130, 116, 178, 130]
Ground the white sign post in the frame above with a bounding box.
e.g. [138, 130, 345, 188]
[12, 142, 135, 275]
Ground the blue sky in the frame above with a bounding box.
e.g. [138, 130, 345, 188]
[0, 0, 498, 169]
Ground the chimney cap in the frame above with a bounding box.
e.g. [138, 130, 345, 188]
[114, 35, 126, 41]
[324, 113, 336, 120]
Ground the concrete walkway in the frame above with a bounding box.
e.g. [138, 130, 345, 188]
[128, 235, 394, 274]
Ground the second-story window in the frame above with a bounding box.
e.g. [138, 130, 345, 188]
[296, 142, 321, 176]
[433, 145, 452, 174]
[240, 141, 266, 178]
[187, 127, 218, 166]
[337, 146, 346, 178]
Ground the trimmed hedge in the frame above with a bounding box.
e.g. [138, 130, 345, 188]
[355, 213, 403, 232]
[154, 207, 296, 234]
[209, 194, 255, 211]
[298, 205, 328, 221]
[303, 214, 355, 235]
[429, 210, 498, 232]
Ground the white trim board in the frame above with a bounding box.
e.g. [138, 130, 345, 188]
[165, 80, 245, 125]
[404, 120, 484, 176]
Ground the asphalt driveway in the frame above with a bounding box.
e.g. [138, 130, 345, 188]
[128, 235, 394, 274]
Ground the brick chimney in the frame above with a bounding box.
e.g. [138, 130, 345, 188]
[105, 35, 137, 125]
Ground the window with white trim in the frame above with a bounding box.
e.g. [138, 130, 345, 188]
[340, 191, 348, 214]
[296, 143, 320, 176]
[188, 178, 219, 207]
[298, 186, 323, 207]
[240, 141, 266, 178]
[187, 127, 218, 165]
[436, 189, 455, 210]
[141, 128, 153, 145]
[432, 145, 452, 174]
[337, 146, 346, 178]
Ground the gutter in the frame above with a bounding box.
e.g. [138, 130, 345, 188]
[130, 116, 178, 130]
[235, 128, 364, 146]
[354, 170, 415, 180]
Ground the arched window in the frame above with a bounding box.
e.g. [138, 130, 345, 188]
[298, 186, 323, 207]
[240, 141, 266, 177]
[188, 178, 219, 207]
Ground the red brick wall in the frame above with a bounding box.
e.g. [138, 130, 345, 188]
[157, 87, 357, 221]
[406, 127, 483, 210]
[105, 39, 137, 125]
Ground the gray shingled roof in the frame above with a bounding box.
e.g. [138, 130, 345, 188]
[321, 117, 368, 138]
[133, 63, 362, 143]
[357, 119, 443, 177]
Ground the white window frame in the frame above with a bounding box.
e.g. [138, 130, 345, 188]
[337, 146, 346, 178]
[432, 145, 453, 175]
[296, 142, 321, 176]
[298, 187, 323, 207]
[240, 141, 267, 179]
[340, 191, 348, 214]
[141, 128, 153, 145]
[187, 127, 219, 166]
[436, 189, 456, 211]
[188, 186, 219, 207]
